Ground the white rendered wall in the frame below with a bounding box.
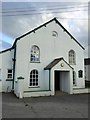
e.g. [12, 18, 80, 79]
[60, 71, 70, 93]
[0, 49, 14, 92]
[14, 20, 84, 96]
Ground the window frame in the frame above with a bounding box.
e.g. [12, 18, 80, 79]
[7, 69, 13, 79]
[52, 31, 58, 37]
[29, 69, 39, 87]
[78, 70, 83, 78]
[69, 50, 76, 65]
[30, 45, 40, 63]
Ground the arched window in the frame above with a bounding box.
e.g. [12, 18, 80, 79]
[73, 71, 76, 85]
[30, 69, 38, 86]
[30, 45, 40, 62]
[69, 50, 76, 64]
[78, 70, 83, 78]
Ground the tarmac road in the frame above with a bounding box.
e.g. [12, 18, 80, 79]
[1, 92, 89, 118]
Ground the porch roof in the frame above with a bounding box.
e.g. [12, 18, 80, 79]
[44, 57, 73, 70]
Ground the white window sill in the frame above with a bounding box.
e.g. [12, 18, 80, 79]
[70, 64, 76, 65]
[28, 86, 40, 88]
[73, 85, 77, 88]
[6, 79, 13, 81]
[30, 61, 40, 63]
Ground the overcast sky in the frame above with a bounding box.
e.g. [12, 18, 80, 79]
[0, 1, 89, 58]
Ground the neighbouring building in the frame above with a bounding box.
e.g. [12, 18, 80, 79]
[0, 18, 85, 98]
[84, 58, 90, 82]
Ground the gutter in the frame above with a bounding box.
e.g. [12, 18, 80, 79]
[12, 44, 16, 90]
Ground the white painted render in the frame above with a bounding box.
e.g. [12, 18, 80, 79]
[14, 20, 85, 97]
[0, 19, 85, 97]
[73, 88, 90, 94]
[0, 50, 14, 92]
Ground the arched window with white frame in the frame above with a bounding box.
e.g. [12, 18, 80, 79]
[30, 45, 40, 62]
[30, 69, 38, 86]
[69, 50, 76, 65]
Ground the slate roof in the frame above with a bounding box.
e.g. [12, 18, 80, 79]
[44, 57, 73, 70]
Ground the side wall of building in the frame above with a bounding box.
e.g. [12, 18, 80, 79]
[0, 49, 14, 92]
[85, 65, 90, 81]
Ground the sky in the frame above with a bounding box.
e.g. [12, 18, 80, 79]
[0, 1, 89, 58]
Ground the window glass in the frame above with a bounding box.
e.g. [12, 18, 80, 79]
[69, 50, 76, 64]
[30, 69, 38, 86]
[73, 71, 76, 85]
[31, 45, 40, 62]
[7, 69, 13, 79]
[78, 70, 83, 78]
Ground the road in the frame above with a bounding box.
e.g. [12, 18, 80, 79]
[1, 93, 89, 118]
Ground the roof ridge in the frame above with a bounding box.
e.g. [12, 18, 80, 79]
[12, 17, 84, 50]
[0, 17, 84, 54]
[55, 57, 63, 60]
[44, 57, 73, 70]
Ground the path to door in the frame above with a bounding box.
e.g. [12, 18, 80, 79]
[55, 91, 68, 96]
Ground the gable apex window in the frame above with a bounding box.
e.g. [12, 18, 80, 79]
[69, 50, 76, 65]
[52, 31, 58, 37]
[30, 45, 40, 62]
